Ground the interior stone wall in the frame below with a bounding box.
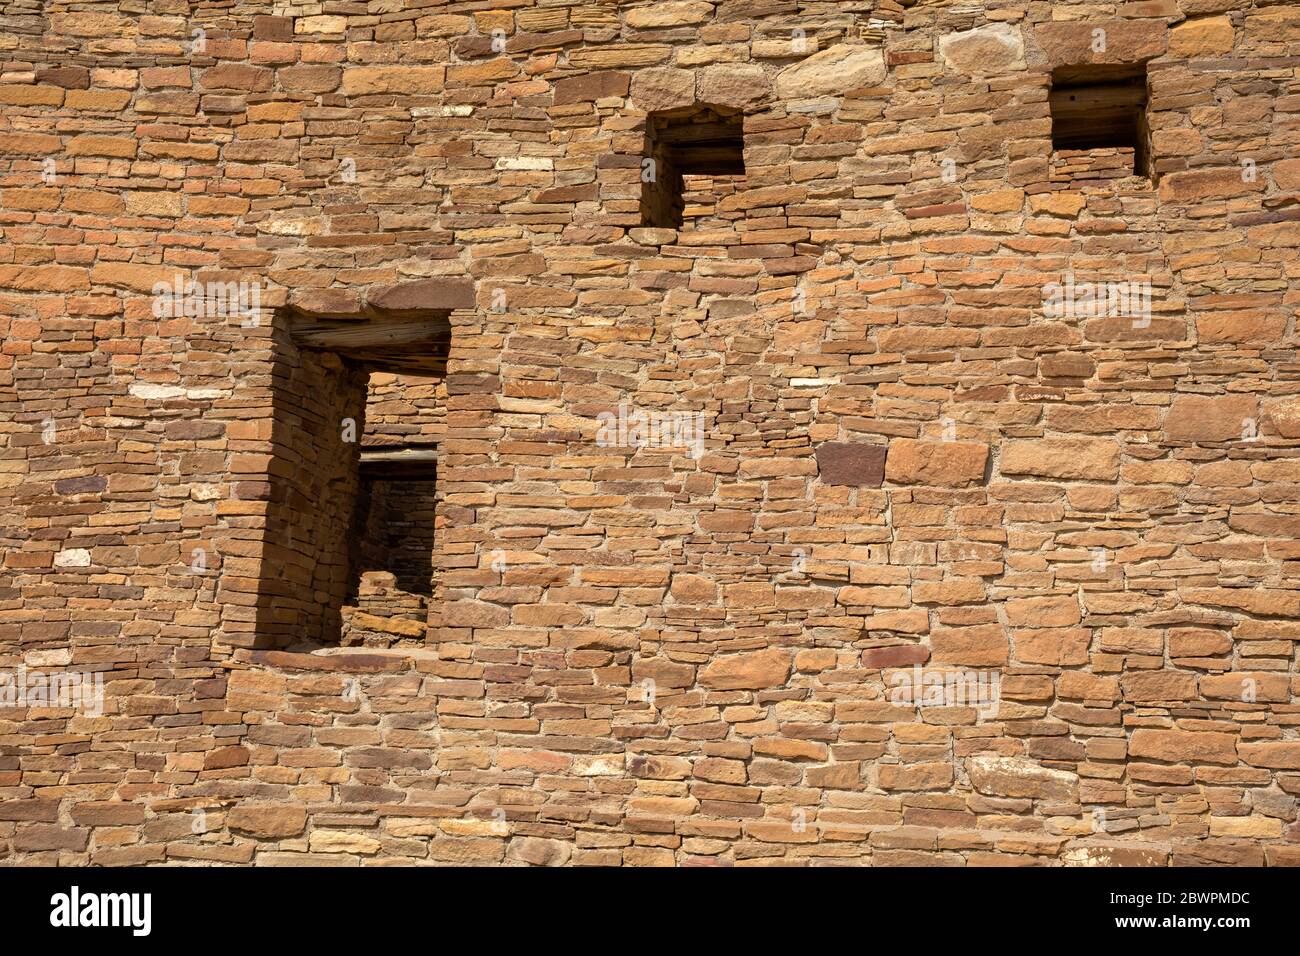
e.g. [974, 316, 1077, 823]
[355, 475, 438, 598]
[257, 332, 369, 648]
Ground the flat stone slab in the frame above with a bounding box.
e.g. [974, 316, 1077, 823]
[814, 442, 887, 487]
[366, 277, 476, 311]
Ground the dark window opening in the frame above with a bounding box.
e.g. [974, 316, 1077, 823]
[255, 307, 449, 650]
[1049, 64, 1152, 180]
[352, 448, 438, 599]
[339, 448, 438, 647]
[641, 105, 745, 229]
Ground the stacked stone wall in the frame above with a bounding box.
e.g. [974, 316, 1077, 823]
[1, 0, 1299, 865]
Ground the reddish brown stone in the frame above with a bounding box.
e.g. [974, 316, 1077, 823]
[0, 802, 60, 822]
[204, 746, 251, 770]
[279, 65, 342, 93]
[253, 14, 293, 40]
[553, 71, 630, 105]
[54, 475, 106, 495]
[12, 826, 89, 852]
[862, 644, 930, 668]
[35, 67, 90, 89]
[1035, 20, 1168, 66]
[367, 278, 477, 312]
[814, 442, 887, 487]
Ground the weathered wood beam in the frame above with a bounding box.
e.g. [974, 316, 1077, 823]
[358, 444, 439, 477]
[360, 446, 438, 464]
[289, 316, 450, 351]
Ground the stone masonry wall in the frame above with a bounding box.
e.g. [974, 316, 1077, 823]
[2, 0, 1300, 865]
[366, 372, 445, 449]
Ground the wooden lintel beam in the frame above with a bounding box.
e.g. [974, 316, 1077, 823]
[360, 447, 439, 464]
[359, 445, 439, 477]
[659, 124, 743, 146]
[289, 316, 450, 351]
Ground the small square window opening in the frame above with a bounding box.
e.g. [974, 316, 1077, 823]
[641, 105, 745, 229]
[1050, 64, 1153, 181]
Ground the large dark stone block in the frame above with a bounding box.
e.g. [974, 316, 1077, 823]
[814, 442, 887, 487]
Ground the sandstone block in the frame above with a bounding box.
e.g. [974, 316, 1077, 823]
[862, 644, 930, 669]
[1128, 729, 1236, 765]
[930, 624, 1009, 666]
[1005, 595, 1080, 628]
[938, 24, 1025, 74]
[1209, 816, 1282, 839]
[630, 67, 695, 111]
[1238, 743, 1300, 770]
[968, 755, 1079, 801]
[1168, 16, 1234, 57]
[774, 44, 886, 98]
[885, 439, 988, 487]
[227, 805, 308, 839]
[553, 71, 629, 105]
[699, 648, 791, 690]
[1164, 394, 1258, 442]
[1159, 167, 1264, 203]
[342, 66, 444, 95]
[627, 3, 714, 28]
[310, 830, 381, 853]
[814, 442, 886, 487]
[1264, 397, 1300, 438]
[1015, 629, 1091, 666]
[697, 63, 770, 108]
[1000, 438, 1119, 480]
[1034, 20, 1167, 66]
[367, 278, 476, 311]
